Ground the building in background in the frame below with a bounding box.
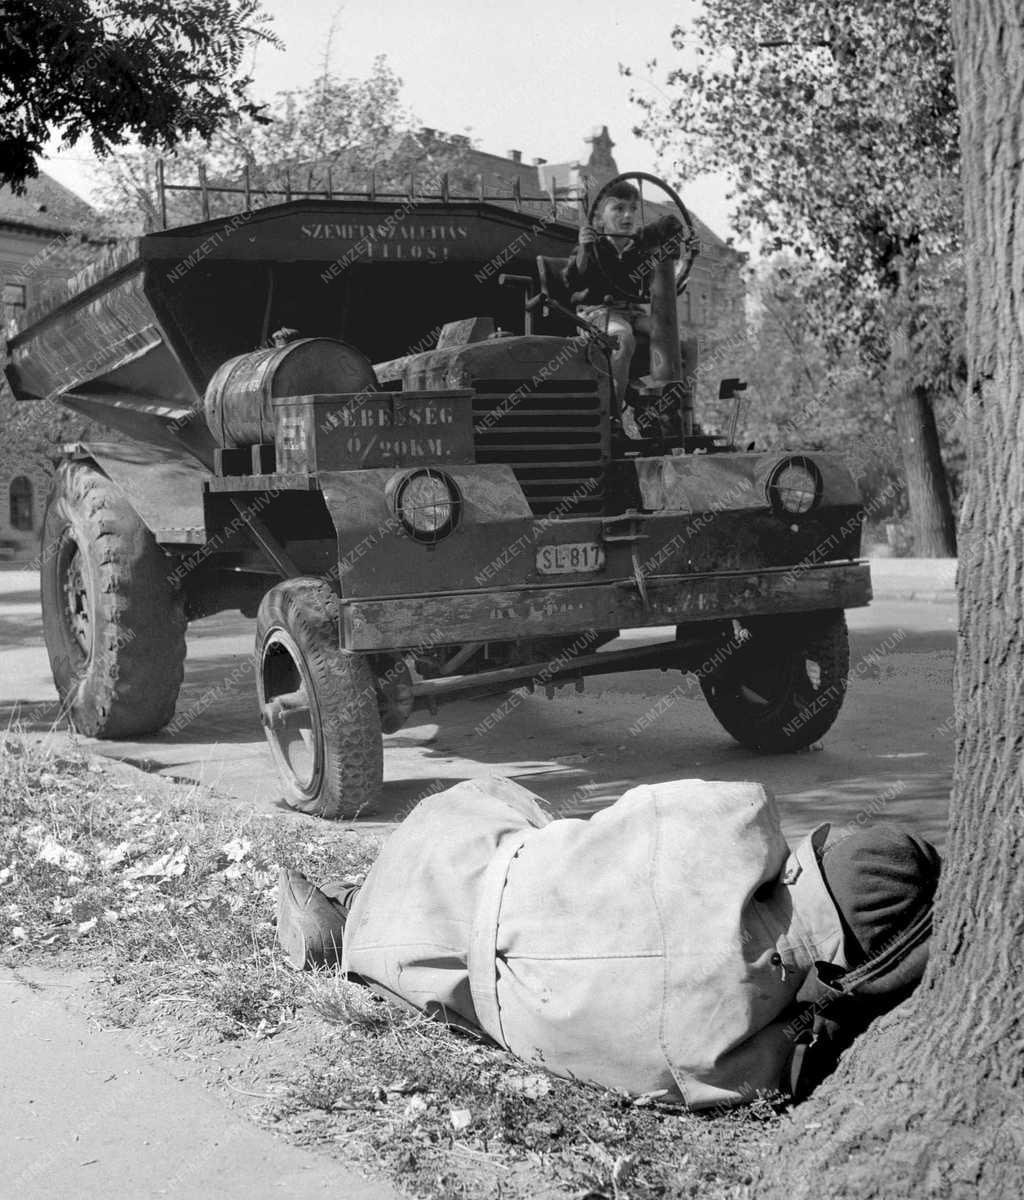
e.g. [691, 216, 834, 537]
[1, 172, 96, 326]
[1, 173, 98, 561]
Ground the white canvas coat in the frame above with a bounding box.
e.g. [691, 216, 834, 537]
[342, 775, 846, 1109]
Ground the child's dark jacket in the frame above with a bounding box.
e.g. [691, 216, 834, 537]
[563, 215, 683, 305]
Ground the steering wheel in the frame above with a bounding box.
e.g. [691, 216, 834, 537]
[586, 171, 699, 304]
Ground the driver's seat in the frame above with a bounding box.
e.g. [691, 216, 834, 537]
[532, 256, 578, 336]
[536, 256, 573, 307]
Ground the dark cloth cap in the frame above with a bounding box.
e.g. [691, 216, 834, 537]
[817, 824, 942, 994]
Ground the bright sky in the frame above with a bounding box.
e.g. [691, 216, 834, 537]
[43, 0, 737, 240]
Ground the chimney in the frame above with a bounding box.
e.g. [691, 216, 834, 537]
[532, 157, 547, 166]
[507, 149, 522, 163]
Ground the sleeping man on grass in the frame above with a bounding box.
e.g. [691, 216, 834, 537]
[276, 776, 939, 1110]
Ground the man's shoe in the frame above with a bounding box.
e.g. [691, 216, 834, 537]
[276, 868, 347, 970]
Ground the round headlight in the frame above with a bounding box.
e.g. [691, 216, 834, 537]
[393, 469, 460, 541]
[766, 457, 821, 515]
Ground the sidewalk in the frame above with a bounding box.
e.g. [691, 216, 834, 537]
[0, 968, 401, 1200]
[868, 557, 958, 605]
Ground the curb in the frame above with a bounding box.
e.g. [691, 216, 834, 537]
[870, 588, 957, 606]
[867, 557, 957, 606]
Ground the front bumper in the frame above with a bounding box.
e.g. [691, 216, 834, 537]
[340, 561, 872, 651]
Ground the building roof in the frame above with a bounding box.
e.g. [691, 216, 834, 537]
[458, 124, 738, 256]
[0, 171, 97, 236]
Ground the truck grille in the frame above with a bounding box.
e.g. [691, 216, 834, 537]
[471, 379, 606, 517]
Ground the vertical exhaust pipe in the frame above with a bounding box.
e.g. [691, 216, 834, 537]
[648, 257, 693, 437]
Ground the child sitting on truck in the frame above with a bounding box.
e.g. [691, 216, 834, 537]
[562, 180, 684, 427]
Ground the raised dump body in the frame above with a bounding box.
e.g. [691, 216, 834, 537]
[4, 198, 581, 465]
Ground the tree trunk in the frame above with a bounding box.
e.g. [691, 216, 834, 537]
[758, 4, 1024, 1196]
[894, 382, 958, 556]
[889, 284, 959, 557]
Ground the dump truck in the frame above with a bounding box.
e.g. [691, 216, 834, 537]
[4, 171, 871, 816]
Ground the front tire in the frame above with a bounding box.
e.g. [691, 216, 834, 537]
[698, 611, 850, 753]
[40, 460, 187, 737]
[256, 578, 383, 818]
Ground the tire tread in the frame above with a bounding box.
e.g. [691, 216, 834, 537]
[700, 612, 850, 754]
[41, 460, 187, 737]
[256, 578, 382, 818]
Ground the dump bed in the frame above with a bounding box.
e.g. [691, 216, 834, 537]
[3, 199, 579, 461]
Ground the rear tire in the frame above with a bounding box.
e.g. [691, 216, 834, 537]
[40, 459, 187, 737]
[699, 611, 850, 753]
[256, 578, 383, 818]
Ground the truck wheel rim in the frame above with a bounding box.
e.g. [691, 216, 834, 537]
[729, 652, 816, 716]
[58, 537, 92, 662]
[259, 629, 322, 795]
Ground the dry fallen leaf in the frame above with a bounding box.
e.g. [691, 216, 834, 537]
[449, 1107, 473, 1131]
[611, 1154, 636, 1191]
[500, 1072, 552, 1100]
[99, 841, 134, 870]
[221, 837, 252, 863]
[125, 845, 190, 880]
[525, 1118, 563, 1139]
[34, 836, 86, 873]
[631, 1089, 670, 1107]
[385, 1078, 422, 1095]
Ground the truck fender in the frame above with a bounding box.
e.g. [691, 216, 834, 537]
[64, 441, 208, 545]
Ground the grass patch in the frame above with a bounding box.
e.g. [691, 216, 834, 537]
[1, 733, 774, 1198]
[0, 733, 375, 1036]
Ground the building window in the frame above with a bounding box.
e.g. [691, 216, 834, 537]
[680, 289, 693, 324]
[9, 476, 33, 531]
[2, 282, 27, 309]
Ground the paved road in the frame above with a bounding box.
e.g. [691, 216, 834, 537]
[0, 567, 956, 846]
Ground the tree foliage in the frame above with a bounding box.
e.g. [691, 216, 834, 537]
[0, 0, 276, 191]
[94, 56, 479, 231]
[630, 0, 962, 553]
[736, 260, 897, 482]
[630, 2, 959, 284]
[730, 257, 966, 515]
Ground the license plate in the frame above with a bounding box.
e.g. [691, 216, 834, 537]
[536, 542, 605, 575]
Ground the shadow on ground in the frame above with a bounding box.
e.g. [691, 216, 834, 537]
[3, 612, 955, 847]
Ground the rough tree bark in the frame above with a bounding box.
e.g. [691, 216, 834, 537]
[758, 4, 1024, 1197]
